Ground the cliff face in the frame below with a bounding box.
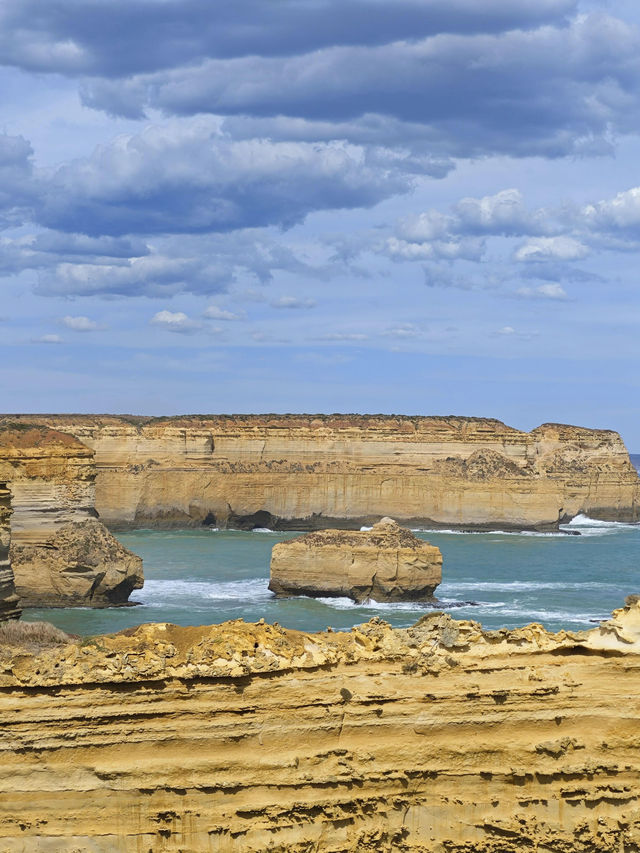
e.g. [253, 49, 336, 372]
[3, 414, 638, 530]
[0, 426, 96, 545]
[0, 427, 143, 606]
[0, 483, 20, 621]
[270, 518, 442, 602]
[2, 604, 640, 851]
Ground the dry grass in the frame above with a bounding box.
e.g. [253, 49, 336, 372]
[0, 619, 72, 650]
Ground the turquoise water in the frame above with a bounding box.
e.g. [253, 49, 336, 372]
[24, 514, 640, 637]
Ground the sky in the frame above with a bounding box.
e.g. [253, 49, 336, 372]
[1, 0, 640, 448]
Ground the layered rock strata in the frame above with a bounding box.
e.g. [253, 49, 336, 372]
[3, 414, 638, 531]
[270, 517, 442, 602]
[2, 603, 640, 851]
[0, 427, 143, 607]
[11, 519, 144, 607]
[0, 483, 20, 621]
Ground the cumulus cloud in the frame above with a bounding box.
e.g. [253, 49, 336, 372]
[514, 236, 589, 262]
[60, 315, 102, 331]
[515, 283, 568, 300]
[36, 254, 214, 297]
[582, 187, 640, 236]
[203, 305, 244, 321]
[150, 310, 201, 334]
[36, 119, 410, 237]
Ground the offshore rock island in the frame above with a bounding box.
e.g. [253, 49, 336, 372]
[270, 518, 443, 602]
[1, 413, 638, 533]
[2, 601, 640, 851]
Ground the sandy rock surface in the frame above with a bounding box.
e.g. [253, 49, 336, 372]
[1, 602, 640, 850]
[269, 517, 442, 602]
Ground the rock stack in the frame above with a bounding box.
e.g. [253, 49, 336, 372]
[0, 482, 20, 621]
[269, 517, 442, 603]
[0, 426, 144, 608]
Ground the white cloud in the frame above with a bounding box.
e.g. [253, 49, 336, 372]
[203, 305, 244, 321]
[60, 315, 101, 331]
[150, 310, 201, 334]
[514, 236, 589, 262]
[270, 295, 316, 309]
[583, 186, 640, 231]
[33, 333, 62, 344]
[516, 283, 567, 299]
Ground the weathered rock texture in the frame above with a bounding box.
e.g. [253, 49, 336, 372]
[0, 482, 20, 621]
[270, 517, 442, 602]
[0, 427, 143, 606]
[11, 519, 144, 607]
[2, 414, 638, 531]
[2, 603, 640, 851]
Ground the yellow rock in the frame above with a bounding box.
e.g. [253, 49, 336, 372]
[0, 426, 144, 607]
[269, 517, 442, 602]
[1, 604, 640, 850]
[3, 414, 637, 531]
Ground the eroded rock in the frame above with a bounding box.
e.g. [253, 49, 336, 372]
[269, 517, 442, 602]
[0, 482, 20, 621]
[11, 518, 144, 607]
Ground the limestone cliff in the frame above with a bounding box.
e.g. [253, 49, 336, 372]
[0, 427, 143, 607]
[0, 482, 20, 621]
[270, 517, 442, 602]
[2, 414, 638, 530]
[2, 603, 640, 851]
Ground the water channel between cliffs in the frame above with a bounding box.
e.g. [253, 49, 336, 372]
[24, 516, 640, 636]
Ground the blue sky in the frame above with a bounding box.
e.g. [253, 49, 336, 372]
[1, 0, 640, 448]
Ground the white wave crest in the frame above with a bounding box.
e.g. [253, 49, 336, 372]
[412, 528, 568, 538]
[565, 513, 640, 529]
[439, 581, 610, 593]
[141, 577, 270, 607]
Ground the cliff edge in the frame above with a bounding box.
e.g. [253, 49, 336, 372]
[1, 602, 640, 850]
[2, 413, 637, 531]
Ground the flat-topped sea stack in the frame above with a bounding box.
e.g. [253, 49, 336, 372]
[1, 414, 637, 532]
[270, 518, 442, 602]
[0, 482, 20, 621]
[0, 426, 143, 607]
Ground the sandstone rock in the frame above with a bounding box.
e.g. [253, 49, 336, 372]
[0, 426, 144, 607]
[269, 518, 442, 602]
[0, 482, 20, 622]
[0, 426, 97, 545]
[3, 413, 637, 531]
[10, 518, 144, 607]
[1, 604, 640, 850]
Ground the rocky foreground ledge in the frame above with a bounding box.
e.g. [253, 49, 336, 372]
[2, 603, 640, 851]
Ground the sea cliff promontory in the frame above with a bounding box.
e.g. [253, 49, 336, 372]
[0, 426, 143, 607]
[0, 482, 20, 622]
[2, 601, 640, 851]
[2, 414, 637, 531]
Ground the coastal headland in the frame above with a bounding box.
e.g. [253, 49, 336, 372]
[2, 414, 638, 532]
[2, 601, 640, 851]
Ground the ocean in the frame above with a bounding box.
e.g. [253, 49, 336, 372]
[25, 511, 640, 638]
